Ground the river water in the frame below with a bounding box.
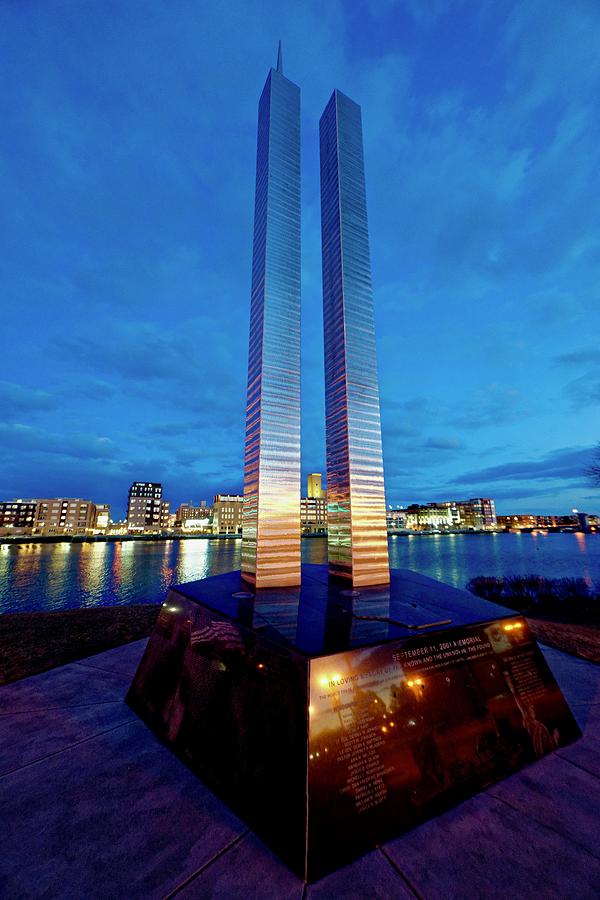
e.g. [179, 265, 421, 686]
[1, 532, 599, 615]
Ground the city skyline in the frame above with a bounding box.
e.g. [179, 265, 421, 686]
[2, 477, 597, 528]
[4, 485, 598, 538]
[2, 2, 599, 516]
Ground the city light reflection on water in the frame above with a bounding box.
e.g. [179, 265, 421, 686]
[0, 533, 598, 614]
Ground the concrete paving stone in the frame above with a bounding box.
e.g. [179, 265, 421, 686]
[0, 719, 245, 900]
[584, 706, 600, 738]
[0, 660, 130, 714]
[541, 647, 600, 736]
[487, 752, 600, 859]
[383, 789, 600, 899]
[557, 737, 600, 779]
[178, 836, 416, 900]
[74, 638, 147, 680]
[308, 849, 416, 899]
[541, 648, 600, 711]
[572, 706, 600, 736]
[0, 661, 132, 713]
[176, 833, 303, 900]
[0, 699, 135, 776]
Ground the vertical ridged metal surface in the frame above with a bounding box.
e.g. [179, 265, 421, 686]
[319, 90, 390, 587]
[242, 65, 301, 588]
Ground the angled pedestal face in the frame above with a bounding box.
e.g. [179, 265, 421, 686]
[127, 565, 581, 882]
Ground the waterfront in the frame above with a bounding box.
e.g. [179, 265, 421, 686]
[0, 532, 599, 614]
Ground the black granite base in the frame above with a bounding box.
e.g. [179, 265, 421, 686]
[127, 565, 581, 882]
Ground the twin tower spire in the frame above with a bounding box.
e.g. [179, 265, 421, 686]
[241, 48, 390, 589]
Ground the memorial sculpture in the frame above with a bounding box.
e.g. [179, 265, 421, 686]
[241, 41, 301, 589]
[127, 48, 581, 882]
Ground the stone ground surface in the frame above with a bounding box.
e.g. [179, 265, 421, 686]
[1, 639, 599, 899]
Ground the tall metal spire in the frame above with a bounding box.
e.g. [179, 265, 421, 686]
[319, 90, 390, 587]
[276, 39, 283, 74]
[241, 44, 301, 588]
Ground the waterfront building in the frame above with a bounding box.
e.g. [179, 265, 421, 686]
[497, 514, 538, 530]
[0, 499, 37, 536]
[455, 498, 497, 530]
[535, 515, 559, 528]
[34, 499, 97, 535]
[242, 45, 302, 588]
[320, 89, 389, 586]
[93, 504, 111, 534]
[496, 512, 591, 531]
[0, 498, 112, 537]
[107, 520, 128, 535]
[307, 473, 324, 499]
[386, 500, 499, 532]
[434, 501, 461, 528]
[404, 504, 455, 531]
[574, 511, 591, 533]
[301, 496, 328, 533]
[127, 482, 169, 533]
[175, 502, 213, 532]
[386, 507, 407, 531]
[555, 514, 579, 528]
[478, 497, 497, 528]
[214, 494, 243, 534]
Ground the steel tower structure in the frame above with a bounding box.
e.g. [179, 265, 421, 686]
[241, 45, 302, 588]
[319, 90, 390, 586]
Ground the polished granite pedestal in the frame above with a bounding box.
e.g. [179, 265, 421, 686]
[127, 564, 580, 882]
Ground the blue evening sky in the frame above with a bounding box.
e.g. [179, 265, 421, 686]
[1, 0, 599, 518]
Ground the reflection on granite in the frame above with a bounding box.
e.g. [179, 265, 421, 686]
[128, 583, 308, 877]
[168, 564, 514, 657]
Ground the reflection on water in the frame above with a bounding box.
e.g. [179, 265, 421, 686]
[0, 533, 599, 614]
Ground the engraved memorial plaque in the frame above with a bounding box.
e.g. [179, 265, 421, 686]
[307, 617, 580, 878]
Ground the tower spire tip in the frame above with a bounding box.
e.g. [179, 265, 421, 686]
[276, 40, 283, 74]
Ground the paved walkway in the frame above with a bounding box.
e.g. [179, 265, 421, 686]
[1, 639, 599, 899]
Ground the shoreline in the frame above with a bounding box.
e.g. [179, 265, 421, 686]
[0, 532, 243, 546]
[1, 528, 593, 547]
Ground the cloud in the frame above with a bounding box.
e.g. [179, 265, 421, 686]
[0, 381, 58, 420]
[55, 324, 187, 382]
[423, 436, 465, 451]
[61, 378, 117, 402]
[528, 289, 584, 328]
[477, 484, 577, 503]
[448, 385, 529, 430]
[50, 316, 247, 427]
[384, 421, 420, 439]
[382, 396, 438, 428]
[453, 446, 593, 486]
[563, 375, 600, 409]
[146, 422, 200, 437]
[555, 347, 599, 367]
[0, 424, 116, 461]
[400, 0, 450, 25]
